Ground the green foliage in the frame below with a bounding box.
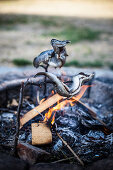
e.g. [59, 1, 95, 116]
[65, 60, 103, 68]
[0, 15, 101, 42]
[0, 15, 29, 25]
[65, 60, 80, 67]
[44, 26, 100, 43]
[12, 58, 32, 66]
[0, 14, 59, 28]
[38, 17, 58, 27]
[82, 60, 103, 67]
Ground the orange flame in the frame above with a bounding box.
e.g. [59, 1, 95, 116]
[52, 90, 54, 94]
[44, 85, 90, 125]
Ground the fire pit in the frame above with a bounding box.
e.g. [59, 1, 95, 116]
[0, 68, 113, 168]
[0, 39, 113, 169]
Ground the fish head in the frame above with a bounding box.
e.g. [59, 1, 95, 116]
[77, 72, 95, 85]
[51, 39, 71, 48]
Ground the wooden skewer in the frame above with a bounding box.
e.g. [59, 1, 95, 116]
[51, 157, 74, 164]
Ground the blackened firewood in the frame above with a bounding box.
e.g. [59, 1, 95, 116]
[17, 142, 50, 164]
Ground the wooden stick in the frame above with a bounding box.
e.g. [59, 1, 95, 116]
[0, 77, 57, 92]
[56, 131, 84, 166]
[13, 82, 24, 155]
[77, 100, 111, 134]
[77, 100, 107, 126]
[20, 94, 64, 128]
[51, 157, 74, 164]
[0, 78, 27, 92]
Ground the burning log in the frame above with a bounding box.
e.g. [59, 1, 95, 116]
[32, 123, 52, 145]
[20, 94, 64, 128]
[20, 89, 109, 133]
[17, 142, 50, 164]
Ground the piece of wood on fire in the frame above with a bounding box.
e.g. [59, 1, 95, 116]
[17, 142, 50, 164]
[32, 123, 52, 145]
[20, 93, 64, 128]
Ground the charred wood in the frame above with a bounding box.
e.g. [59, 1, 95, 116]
[17, 142, 50, 164]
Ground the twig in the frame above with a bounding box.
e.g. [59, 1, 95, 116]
[56, 131, 84, 166]
[51, 156, 74, 164]
[13, 82, 24, 156]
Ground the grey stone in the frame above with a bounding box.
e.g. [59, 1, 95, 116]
[90, 80, 113, 105]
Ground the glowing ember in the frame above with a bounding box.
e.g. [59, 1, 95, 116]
[44, 85, 90, 125]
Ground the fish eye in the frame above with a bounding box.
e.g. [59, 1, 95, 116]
[51, 39, 56, 42]
[79, 72, 85, 75]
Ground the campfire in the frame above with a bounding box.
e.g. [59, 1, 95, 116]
[0, 39, 113, 169]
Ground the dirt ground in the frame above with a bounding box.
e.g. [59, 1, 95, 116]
[0, 0, 113, 68]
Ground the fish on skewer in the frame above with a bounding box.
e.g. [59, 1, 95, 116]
[34, 72, 94, 98]
[33, 39, 70, 69]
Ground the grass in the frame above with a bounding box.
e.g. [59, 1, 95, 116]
[64, 60, 103, 68]
[12, 58, 32, 66]
[38, 17, 58, 27]
[0, 14, 29, 25]
[12, 58, 111, 69]
[0, 14, 111, 69]
[43, 25, 101, 43]
[0, 14, 59, 28]
[83, 46, 92, 56]
[0, 14, 101, 43]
